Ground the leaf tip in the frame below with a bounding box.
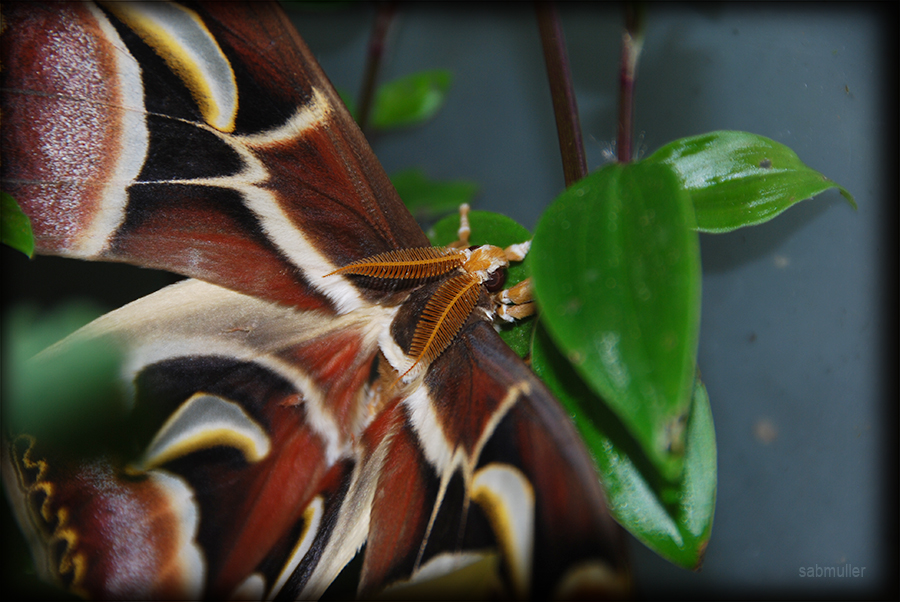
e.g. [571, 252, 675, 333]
[692, 539, 710, 572]
[838, 187, 857, 210]
[820, 175, 856, 210]
[2, 190, 36, 258]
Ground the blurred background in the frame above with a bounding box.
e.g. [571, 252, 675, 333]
[2, 3, 894, 598]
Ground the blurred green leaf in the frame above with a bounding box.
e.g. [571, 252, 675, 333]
[646, 130, 856, 233]
[3, 303, 127, 452]
[530, 162, 701, 481]
[372, 69, 452, 130]
[532, 324, 715, 569]
[392, 168, 479, 221]
[6, 302, 104, 362]
[428, 210, 533, 357]
[2, 191, 35, 258]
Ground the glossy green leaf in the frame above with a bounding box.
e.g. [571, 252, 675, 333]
[428, 210, 533, 358]
[532, 325, 716, 569]
[530, 162, 700, 481]
[391, 168, 479, 221]
[646, 130, 856, 233]
[2, 191, 35, 258]
[372, 69, 452, 130]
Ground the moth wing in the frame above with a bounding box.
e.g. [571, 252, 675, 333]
[1, 2, 427, 312]
[324, 313, 632, 599]
[2, 279, 392, 599]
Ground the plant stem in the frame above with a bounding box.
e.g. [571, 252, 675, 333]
[536, 2, 586, 187]
[617, 2, 644, 163]
[357, 2, 397, 133]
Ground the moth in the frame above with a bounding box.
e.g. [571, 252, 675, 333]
[1, 2, 630, 599]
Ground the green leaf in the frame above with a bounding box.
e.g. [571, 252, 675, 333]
[428, 210, 533, 358]
[2, 191, 35, 258]
[372, 69, 452, 130]
[530, 162, 701, 481]
[532, 325, 716, 569]
[391, 168, 479, 221]
[645, 130, 856, 233]
[3, 303, 128, 454]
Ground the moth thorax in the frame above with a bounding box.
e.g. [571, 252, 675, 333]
[463, 245, 509, 290]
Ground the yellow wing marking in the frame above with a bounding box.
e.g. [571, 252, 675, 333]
[106, 2, 238, 132]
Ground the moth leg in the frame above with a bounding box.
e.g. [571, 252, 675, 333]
[500, 278, 533, 305]
[450, 203, 536, 322]
[447, 203, 472, 249]
[495, 278, 535, 322]
[503, 239, 531, 262]
[492, 240, 534, 322]
[497, 301, 536, 321]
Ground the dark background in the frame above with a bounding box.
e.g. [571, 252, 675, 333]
[3, 3, 895, 599]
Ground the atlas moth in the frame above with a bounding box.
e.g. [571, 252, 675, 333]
[1, 2, 630, 599]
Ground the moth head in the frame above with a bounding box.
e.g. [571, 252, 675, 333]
[463, 245, 509, 292]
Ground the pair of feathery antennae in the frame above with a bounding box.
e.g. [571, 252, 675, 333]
[325, 245, 480, 383]
[324, 204, 533, 384]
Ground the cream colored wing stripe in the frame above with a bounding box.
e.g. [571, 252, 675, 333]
[298, 435, 389, 600]
[267, 496, 325, 600]
[146, 469, 206, 599]
[230, 573, 265, 601]
[472, 464, 535, 599]
[401, 377, 533, 584]
[78, 3, 149, 258]
[90, 3, 365, 312]
[128, 89, 366, 314]
[238, 90, 366, 314]
[136, 393, 272, 471]
[402, 379, 528, 480]
[104, 2, 238, 132]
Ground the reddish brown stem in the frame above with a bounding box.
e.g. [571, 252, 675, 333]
[617, 3, 644, 163]
[536, 2, 587, 187]
[357, 2, 397, 133]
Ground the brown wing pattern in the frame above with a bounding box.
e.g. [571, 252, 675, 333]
[1, 2, 427, 313]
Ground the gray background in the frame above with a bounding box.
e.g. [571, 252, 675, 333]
[2, 3, 893, 599]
